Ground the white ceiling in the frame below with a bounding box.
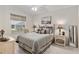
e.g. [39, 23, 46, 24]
[9, 5, 75, 16]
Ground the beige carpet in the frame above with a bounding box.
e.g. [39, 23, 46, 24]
[11, 34, 79, 54]
[15, 43, 79, 54]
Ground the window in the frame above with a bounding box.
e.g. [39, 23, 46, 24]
[10, 14, 26, 33]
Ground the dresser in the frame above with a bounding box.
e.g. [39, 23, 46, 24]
[0, 37, 16, 54]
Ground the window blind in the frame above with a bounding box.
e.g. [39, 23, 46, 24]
[10, 14, 26, 21]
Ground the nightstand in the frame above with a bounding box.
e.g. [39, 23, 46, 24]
[55, 35, 66, 47]
[0, 37, 16, 54]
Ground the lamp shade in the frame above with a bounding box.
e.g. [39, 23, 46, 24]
[58, 25, 63, 29]
[33, 25, 36, 28]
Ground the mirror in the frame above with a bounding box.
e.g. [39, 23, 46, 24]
[69, 25, 78, 48]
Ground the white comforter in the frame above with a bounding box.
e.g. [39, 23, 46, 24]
[17, 32, 53, 53]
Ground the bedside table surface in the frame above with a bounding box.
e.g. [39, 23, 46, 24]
[55, 35, 66, 40]
[0, 36, 15, 42]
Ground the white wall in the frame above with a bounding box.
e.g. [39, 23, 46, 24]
[0, 6, 10, 36]
[33, 6, 79, 45]
[33, 6, 78, 27]
[33, 6, 78, 33]
[0, 6, 33, 36]
[78, 6, 79, 46]
[0, 6, 78, 40]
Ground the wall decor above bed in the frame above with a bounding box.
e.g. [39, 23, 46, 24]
[36, 16, 54, 34]
[41, 16, 52, 24]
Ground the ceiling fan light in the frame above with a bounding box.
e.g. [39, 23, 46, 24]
[32, 7, 37, 11]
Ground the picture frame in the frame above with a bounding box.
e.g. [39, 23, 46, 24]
[41, 16, 52, 24]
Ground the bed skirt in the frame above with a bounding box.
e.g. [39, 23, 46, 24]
[18, 40, 53, 54]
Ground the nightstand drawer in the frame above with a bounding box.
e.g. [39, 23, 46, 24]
[55, 35, 66, 46]
[56, 39, 64, 44]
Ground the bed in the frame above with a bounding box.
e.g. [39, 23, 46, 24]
[16, 32, 53, 54]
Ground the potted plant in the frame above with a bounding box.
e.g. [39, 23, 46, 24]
[0, 29, 9, 41]
[0, 29, 5, 38]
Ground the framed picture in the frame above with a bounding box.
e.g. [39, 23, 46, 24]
[41, 16, 52, 24]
